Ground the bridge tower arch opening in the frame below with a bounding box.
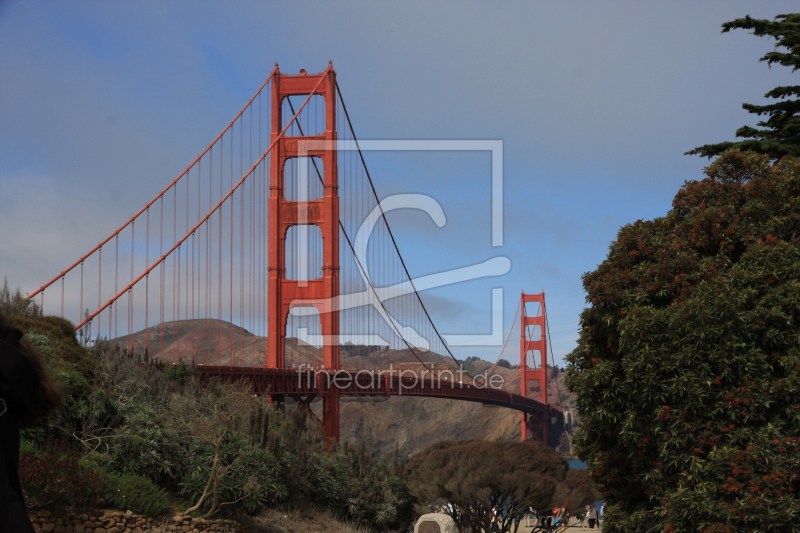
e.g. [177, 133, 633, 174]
[267, 64, 340, 443]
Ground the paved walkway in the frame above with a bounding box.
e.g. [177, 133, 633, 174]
[511, 516, 602, 532]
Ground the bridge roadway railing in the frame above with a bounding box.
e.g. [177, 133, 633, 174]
[197, 366, 555, 416]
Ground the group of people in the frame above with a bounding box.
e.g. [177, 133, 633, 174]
[575, 502, 604, 529]
[0, 310, 64, 532]
[524, 502, 605, 530]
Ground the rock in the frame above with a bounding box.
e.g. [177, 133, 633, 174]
[39, 510, 53, 518]
[414, 513, 458, 533]
[42, 524, 56, 532]
[74, 525, 86, 533]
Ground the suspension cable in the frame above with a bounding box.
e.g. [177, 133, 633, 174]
[28, 69, 279, 301]
[286, 97, 438, 373]
[74, 73, 328, 331]
[335, 82, 467, 372]
[477, 297, 521, 386]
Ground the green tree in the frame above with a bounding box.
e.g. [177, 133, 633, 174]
[688, 14, 800, 159]
[566, 152, 800, 532]
[406, 440, 593, 533]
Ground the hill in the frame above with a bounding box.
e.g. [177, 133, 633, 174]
[114, 319, 577, 457]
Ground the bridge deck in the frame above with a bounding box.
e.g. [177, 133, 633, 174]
[199, 366, 559, 416]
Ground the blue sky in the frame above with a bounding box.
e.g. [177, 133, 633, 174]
[1, 1, 798, 365]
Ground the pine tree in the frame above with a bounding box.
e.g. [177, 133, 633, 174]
[687, 14, 800, 159]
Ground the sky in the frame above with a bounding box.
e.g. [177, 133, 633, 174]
[1, 1, 798, 365]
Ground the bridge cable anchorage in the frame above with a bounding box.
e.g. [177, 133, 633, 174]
[72, 73, 328, 331]
[335, 82, 468, 376]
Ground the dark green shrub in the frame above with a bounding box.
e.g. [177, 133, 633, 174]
[104, 473, 171, 517]
[178, 437, 287, 515]
[19, 438, 106, 510]
[164, 360, 198, 385]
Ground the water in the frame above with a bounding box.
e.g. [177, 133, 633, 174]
[568, 459, 586, 469]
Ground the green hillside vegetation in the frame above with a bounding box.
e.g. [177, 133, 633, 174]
[2, 291, 412, 531]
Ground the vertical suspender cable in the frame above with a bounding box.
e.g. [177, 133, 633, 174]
[79, 262, 84, 338]
[230, 121, 235, 356]
[97, 248, 102, 341]
[130, 221, 134, 342]
[145, 209, 149, 344]
[114, 235, 119, 339]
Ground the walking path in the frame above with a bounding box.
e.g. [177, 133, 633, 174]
[511, 516, 602, 532]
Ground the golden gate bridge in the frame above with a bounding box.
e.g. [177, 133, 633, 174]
[27, 63, 563, 446]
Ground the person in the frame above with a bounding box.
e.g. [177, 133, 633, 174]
[0, 311, 64, 532]
[524, 506, 537, 527]
[578, 504, 590, 529]
[588, 504, 599, 529]
[559, 507, 569, 533]
[599, 502, 606, 525]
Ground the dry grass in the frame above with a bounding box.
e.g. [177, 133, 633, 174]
[240, 508, 371, 533]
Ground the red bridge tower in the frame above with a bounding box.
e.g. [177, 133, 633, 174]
[519, 291, 551, 443]
[267, 64, 340, 442]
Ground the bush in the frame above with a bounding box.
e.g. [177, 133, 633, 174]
[104, 473, 171, 517]
[19, 438, 106, 510]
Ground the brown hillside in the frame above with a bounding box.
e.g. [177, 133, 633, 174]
[112, 319, 575, 457]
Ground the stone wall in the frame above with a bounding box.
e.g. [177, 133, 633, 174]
[29, 509, 244, 533]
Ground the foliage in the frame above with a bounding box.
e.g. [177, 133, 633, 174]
[497, 358, 512, 369]
[459, 356, 482, 374]
[179, 438, 287, 515]
[565, 152, 800, 532]
[80, 344, 187, 483]
[688, 14, 800, 159]
[164, 360, 198, 385]
[9, 306, 415, 530]
[406, 440, 594, 533]
[0, 278, 42, 318]
[19, 437, 107, 511]
[332, 444, 413, 529]
[104, 473, 172, 517]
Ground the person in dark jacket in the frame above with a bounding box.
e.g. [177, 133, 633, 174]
[0, 311, 64, 532]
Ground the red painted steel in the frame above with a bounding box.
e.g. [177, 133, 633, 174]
[197, 366, 552, 415]
[519, 292, 550, 443]
[267, 64, 340, 443]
